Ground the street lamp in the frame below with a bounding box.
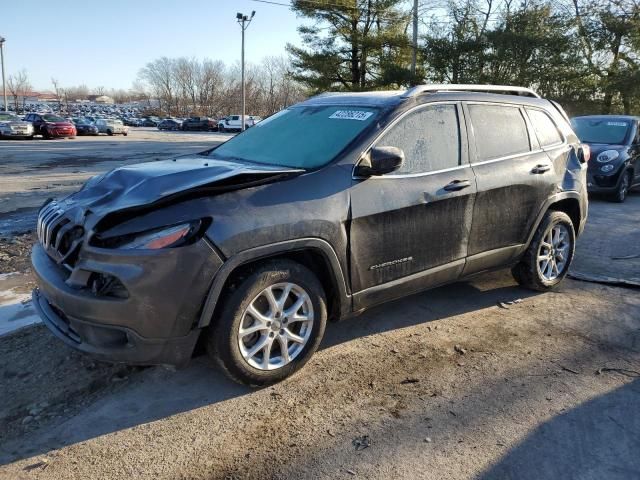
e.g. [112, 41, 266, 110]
[237, 11, 255, 132]
[0, 36, 6, 112]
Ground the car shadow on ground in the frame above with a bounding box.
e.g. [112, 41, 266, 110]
[477, 377, 640, 480]
[0, 270, 539, 465]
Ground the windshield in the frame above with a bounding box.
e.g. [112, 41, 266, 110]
[210, 105, 379, 169]
[43, 114, 66, 122]
[0, 113, 20, 122]
[572, 118, 631, 144]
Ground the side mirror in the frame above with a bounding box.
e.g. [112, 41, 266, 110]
[355, 146, 405, 177]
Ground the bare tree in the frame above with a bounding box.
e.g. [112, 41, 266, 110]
[7, 69, 32, 113]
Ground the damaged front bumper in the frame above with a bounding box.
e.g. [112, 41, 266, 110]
[31, 239, 223, 367]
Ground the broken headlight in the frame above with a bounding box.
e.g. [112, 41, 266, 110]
[92, 220, 206, 250]
[117, 222, 201, 250]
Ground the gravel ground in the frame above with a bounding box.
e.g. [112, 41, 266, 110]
[0, 135, 639, 479]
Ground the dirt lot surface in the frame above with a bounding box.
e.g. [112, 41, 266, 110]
[0, 133, 639, 479]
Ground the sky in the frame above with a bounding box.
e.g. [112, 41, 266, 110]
[1, 0, 301, 91]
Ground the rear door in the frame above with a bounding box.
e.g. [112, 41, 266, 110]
[349, 102, 477, 308]
[463, 102, 557, 275]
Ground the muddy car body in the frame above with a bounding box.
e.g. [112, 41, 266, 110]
[32, 85, 589, 385]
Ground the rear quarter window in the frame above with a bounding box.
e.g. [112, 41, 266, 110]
[526, 108, 563, 147]
[469, 104, 530, 161]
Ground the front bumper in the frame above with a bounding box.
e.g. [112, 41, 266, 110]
[49, 128, 76, 137]
[31, 239, 223, 366]
[587, 167, 624, 193]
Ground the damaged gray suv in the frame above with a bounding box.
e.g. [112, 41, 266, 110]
[32, 85, 589, 386]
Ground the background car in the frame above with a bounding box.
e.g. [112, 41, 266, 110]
[181, 117, 217, 131]
[571, 115, 640, 202]
[141, 118, 159, 127]
[72, 118, 99, 136]
[0, 112, 35, 139]
[157, 119, 182, 131]
[218, 115, 261, 132]
[95, 118, 129, 136]
[24, 113, 76, 139]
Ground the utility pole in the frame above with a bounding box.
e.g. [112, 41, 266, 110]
[0, 36, 7, 112]
[411, 0, 418, 85]
[236, 11, 255, 132]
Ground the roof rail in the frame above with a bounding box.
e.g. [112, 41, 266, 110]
[402, 84, 541, 99]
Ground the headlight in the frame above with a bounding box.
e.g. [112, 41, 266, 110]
[103, 221, 205, 250]
[600, 164, 615, 173]
[596, 150, 619, 163]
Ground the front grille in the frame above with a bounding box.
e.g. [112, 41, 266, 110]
[37, 201, 84, 269]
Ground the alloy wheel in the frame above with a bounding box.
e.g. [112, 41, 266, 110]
[238, 282, 314, 371]
[537, 223, 571, 281]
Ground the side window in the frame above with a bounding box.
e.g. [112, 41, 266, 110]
[468, 104, 530, 161]
[526, 108, 563, 147]
[376, 104, 460, 174]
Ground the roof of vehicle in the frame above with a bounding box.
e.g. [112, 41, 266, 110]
[299, 84, 550, 109]
[572, 114, 640, 121]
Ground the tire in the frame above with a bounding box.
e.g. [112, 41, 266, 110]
[123, 132, 128, 136]
[107, 130, 113, 136]
[43, 129, 51, 140]
[611, 170, 631, 203]
[219, 125, 225, 133]
[511, 210, 575, 291]
[206, 260, 327, 387]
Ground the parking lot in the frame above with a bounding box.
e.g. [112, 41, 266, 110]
[1, 132, 639, 479]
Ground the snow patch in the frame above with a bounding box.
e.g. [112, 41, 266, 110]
[0, 287, 41, 337]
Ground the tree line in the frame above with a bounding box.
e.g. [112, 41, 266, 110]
[286, 0, 640, 115]
[6, 0, 638, 117]
[135, 56, 307, 117]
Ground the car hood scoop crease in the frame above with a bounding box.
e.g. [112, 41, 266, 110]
[66, 156, 302, 218]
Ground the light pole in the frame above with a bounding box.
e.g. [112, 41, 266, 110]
[237, 11, 255, 132]
[0, 36, 7, 112]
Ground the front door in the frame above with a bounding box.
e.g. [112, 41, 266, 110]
[349, 103, 477, 309]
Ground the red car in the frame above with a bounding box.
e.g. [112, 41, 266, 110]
[24, 113, 77, 139]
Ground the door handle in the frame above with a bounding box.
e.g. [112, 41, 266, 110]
[443, 179, 471, 191]
[531, 164, 551, 174]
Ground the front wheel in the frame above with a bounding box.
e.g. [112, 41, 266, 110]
[219, 125, 225, 133]
[611, 170, 631, 203]
[206, 260, 327, 386]
[511, 210, 575, 291]
[107, 130, 113, 136]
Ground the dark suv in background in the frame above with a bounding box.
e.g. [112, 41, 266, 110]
[32, 84, 589, 386]
[571, 115, 640, 202]
[181, 116, 217, 131]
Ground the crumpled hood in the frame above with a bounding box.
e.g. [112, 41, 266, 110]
[63, 155, 302, 219]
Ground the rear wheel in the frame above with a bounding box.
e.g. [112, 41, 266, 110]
[511, 210, 575, 291]
[611, 170, 631, 203]
[206, 260, 327, 386]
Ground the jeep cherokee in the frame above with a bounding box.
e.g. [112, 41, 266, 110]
[32, 84, 589, 386]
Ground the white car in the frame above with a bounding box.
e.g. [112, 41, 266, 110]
[0, 112, 34, 139]
[218, 115, 262, 133]
[95, 119, 129, 136]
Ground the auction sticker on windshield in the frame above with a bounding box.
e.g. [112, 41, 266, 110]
[329, 110, 374, 121]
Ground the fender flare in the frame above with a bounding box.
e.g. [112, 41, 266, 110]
[525, 190, 585, 248]
[197, 238, 351, 328]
